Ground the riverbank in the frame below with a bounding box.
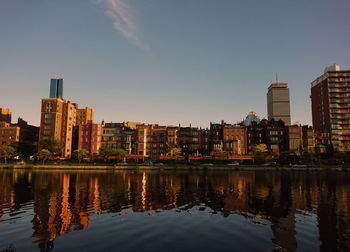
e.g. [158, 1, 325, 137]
[0, 163, 349, 172]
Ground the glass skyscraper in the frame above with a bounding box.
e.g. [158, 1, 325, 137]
[50, 78, 63, 98]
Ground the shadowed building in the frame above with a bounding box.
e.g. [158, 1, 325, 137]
[267, 82, 291, 125]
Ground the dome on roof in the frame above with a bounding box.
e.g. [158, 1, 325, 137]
[243, 111, 261, 126]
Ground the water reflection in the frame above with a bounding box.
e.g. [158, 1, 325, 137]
[0, 170, 349, 251]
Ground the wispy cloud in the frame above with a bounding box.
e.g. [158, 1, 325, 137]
[97, 0, 149, 50]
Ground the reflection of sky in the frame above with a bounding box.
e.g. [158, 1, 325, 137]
[1, 0, 350, 127]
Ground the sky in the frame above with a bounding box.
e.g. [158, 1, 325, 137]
[1, 0, 350, 127]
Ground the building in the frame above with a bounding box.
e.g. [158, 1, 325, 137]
[267, 82, 291, 125]
[209, 122, 223, 152]
[222, 122, 248, 155]
[39, 98, 77, 158]
[302, 126, 315, 152]
[178, 126, 201, 157]
[50, 78, 63, 98]
[311, 64, 350, 152]
[13, 118, 39, 144]
[0, 108, 11, 124]
[78, 122, 102, 156]
[76, 107, 94, 126]
[0, 122, 20, 145]
[286, 125, 303, 152]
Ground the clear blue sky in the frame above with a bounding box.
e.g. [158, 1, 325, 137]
[1, 0, 349, 127]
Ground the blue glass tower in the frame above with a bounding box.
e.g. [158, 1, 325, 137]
[49, 78, 63, 98]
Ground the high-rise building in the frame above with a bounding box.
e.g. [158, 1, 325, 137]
[50, 78, 63, 98]
[0, 108, 12, 123]
[39, 98, 77, 158]
[267, 82, 291, 125]
[311, 64, 350, 152]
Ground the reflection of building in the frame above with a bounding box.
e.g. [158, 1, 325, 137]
[1, 170, 350, 251]
[267, 82, 291, 125]
[311, 64, 350, 152]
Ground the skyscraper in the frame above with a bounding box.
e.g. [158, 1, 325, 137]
[267, 82, 291, 125]
[311, 64, 350, 152]
[50, 78, 63, 98]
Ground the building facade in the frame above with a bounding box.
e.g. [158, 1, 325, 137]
[286, 125, 303, 152]
[76, 107, 94, 126]
[311, 64, 350, 152]
[0, 122, 20, 145]
[78, 123, 102, 156]
[39, 98, 77, 158]
[222, 122, 247, 155]
[267, 82, 291, 125]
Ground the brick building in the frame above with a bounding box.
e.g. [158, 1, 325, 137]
[311, 64, 350, 152]
[0, 122, 20, 145]
[78, 122, 102, 156]
[222, 122, 247, 155]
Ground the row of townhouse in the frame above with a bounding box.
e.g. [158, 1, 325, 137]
[74, 119, 315, 160]
[247, 120, 315, 156]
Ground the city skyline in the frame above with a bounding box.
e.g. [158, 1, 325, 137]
[1, 0, 350, 127]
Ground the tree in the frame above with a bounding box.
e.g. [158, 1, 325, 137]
[249, 144, 269, 164]
[0, 145, 17, 164]
[37, 149, 51, 164]
[112, 148, 128, 160]
[74, 149, 89, 163]
[99, 145, 116, 162]
[11, 142, 37, 159]
[38, 138, 61, 156]
[300, 151, 314, 164]
[167, 147, 182, 157]
[99, 146, 128, 162]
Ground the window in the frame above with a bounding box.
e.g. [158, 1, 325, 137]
[45, 114, 52, 119]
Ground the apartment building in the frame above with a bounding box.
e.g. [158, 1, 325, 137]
[311, 64, 350, 152]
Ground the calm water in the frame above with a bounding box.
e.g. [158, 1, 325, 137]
[0, 170, 349, 252]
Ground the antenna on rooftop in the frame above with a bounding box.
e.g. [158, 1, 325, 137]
[276, 73, 279, 83]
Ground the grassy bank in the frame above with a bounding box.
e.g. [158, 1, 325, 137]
[0, 163, 349, 172]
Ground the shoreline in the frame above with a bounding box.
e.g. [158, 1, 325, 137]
[0, 164, 348, 172]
